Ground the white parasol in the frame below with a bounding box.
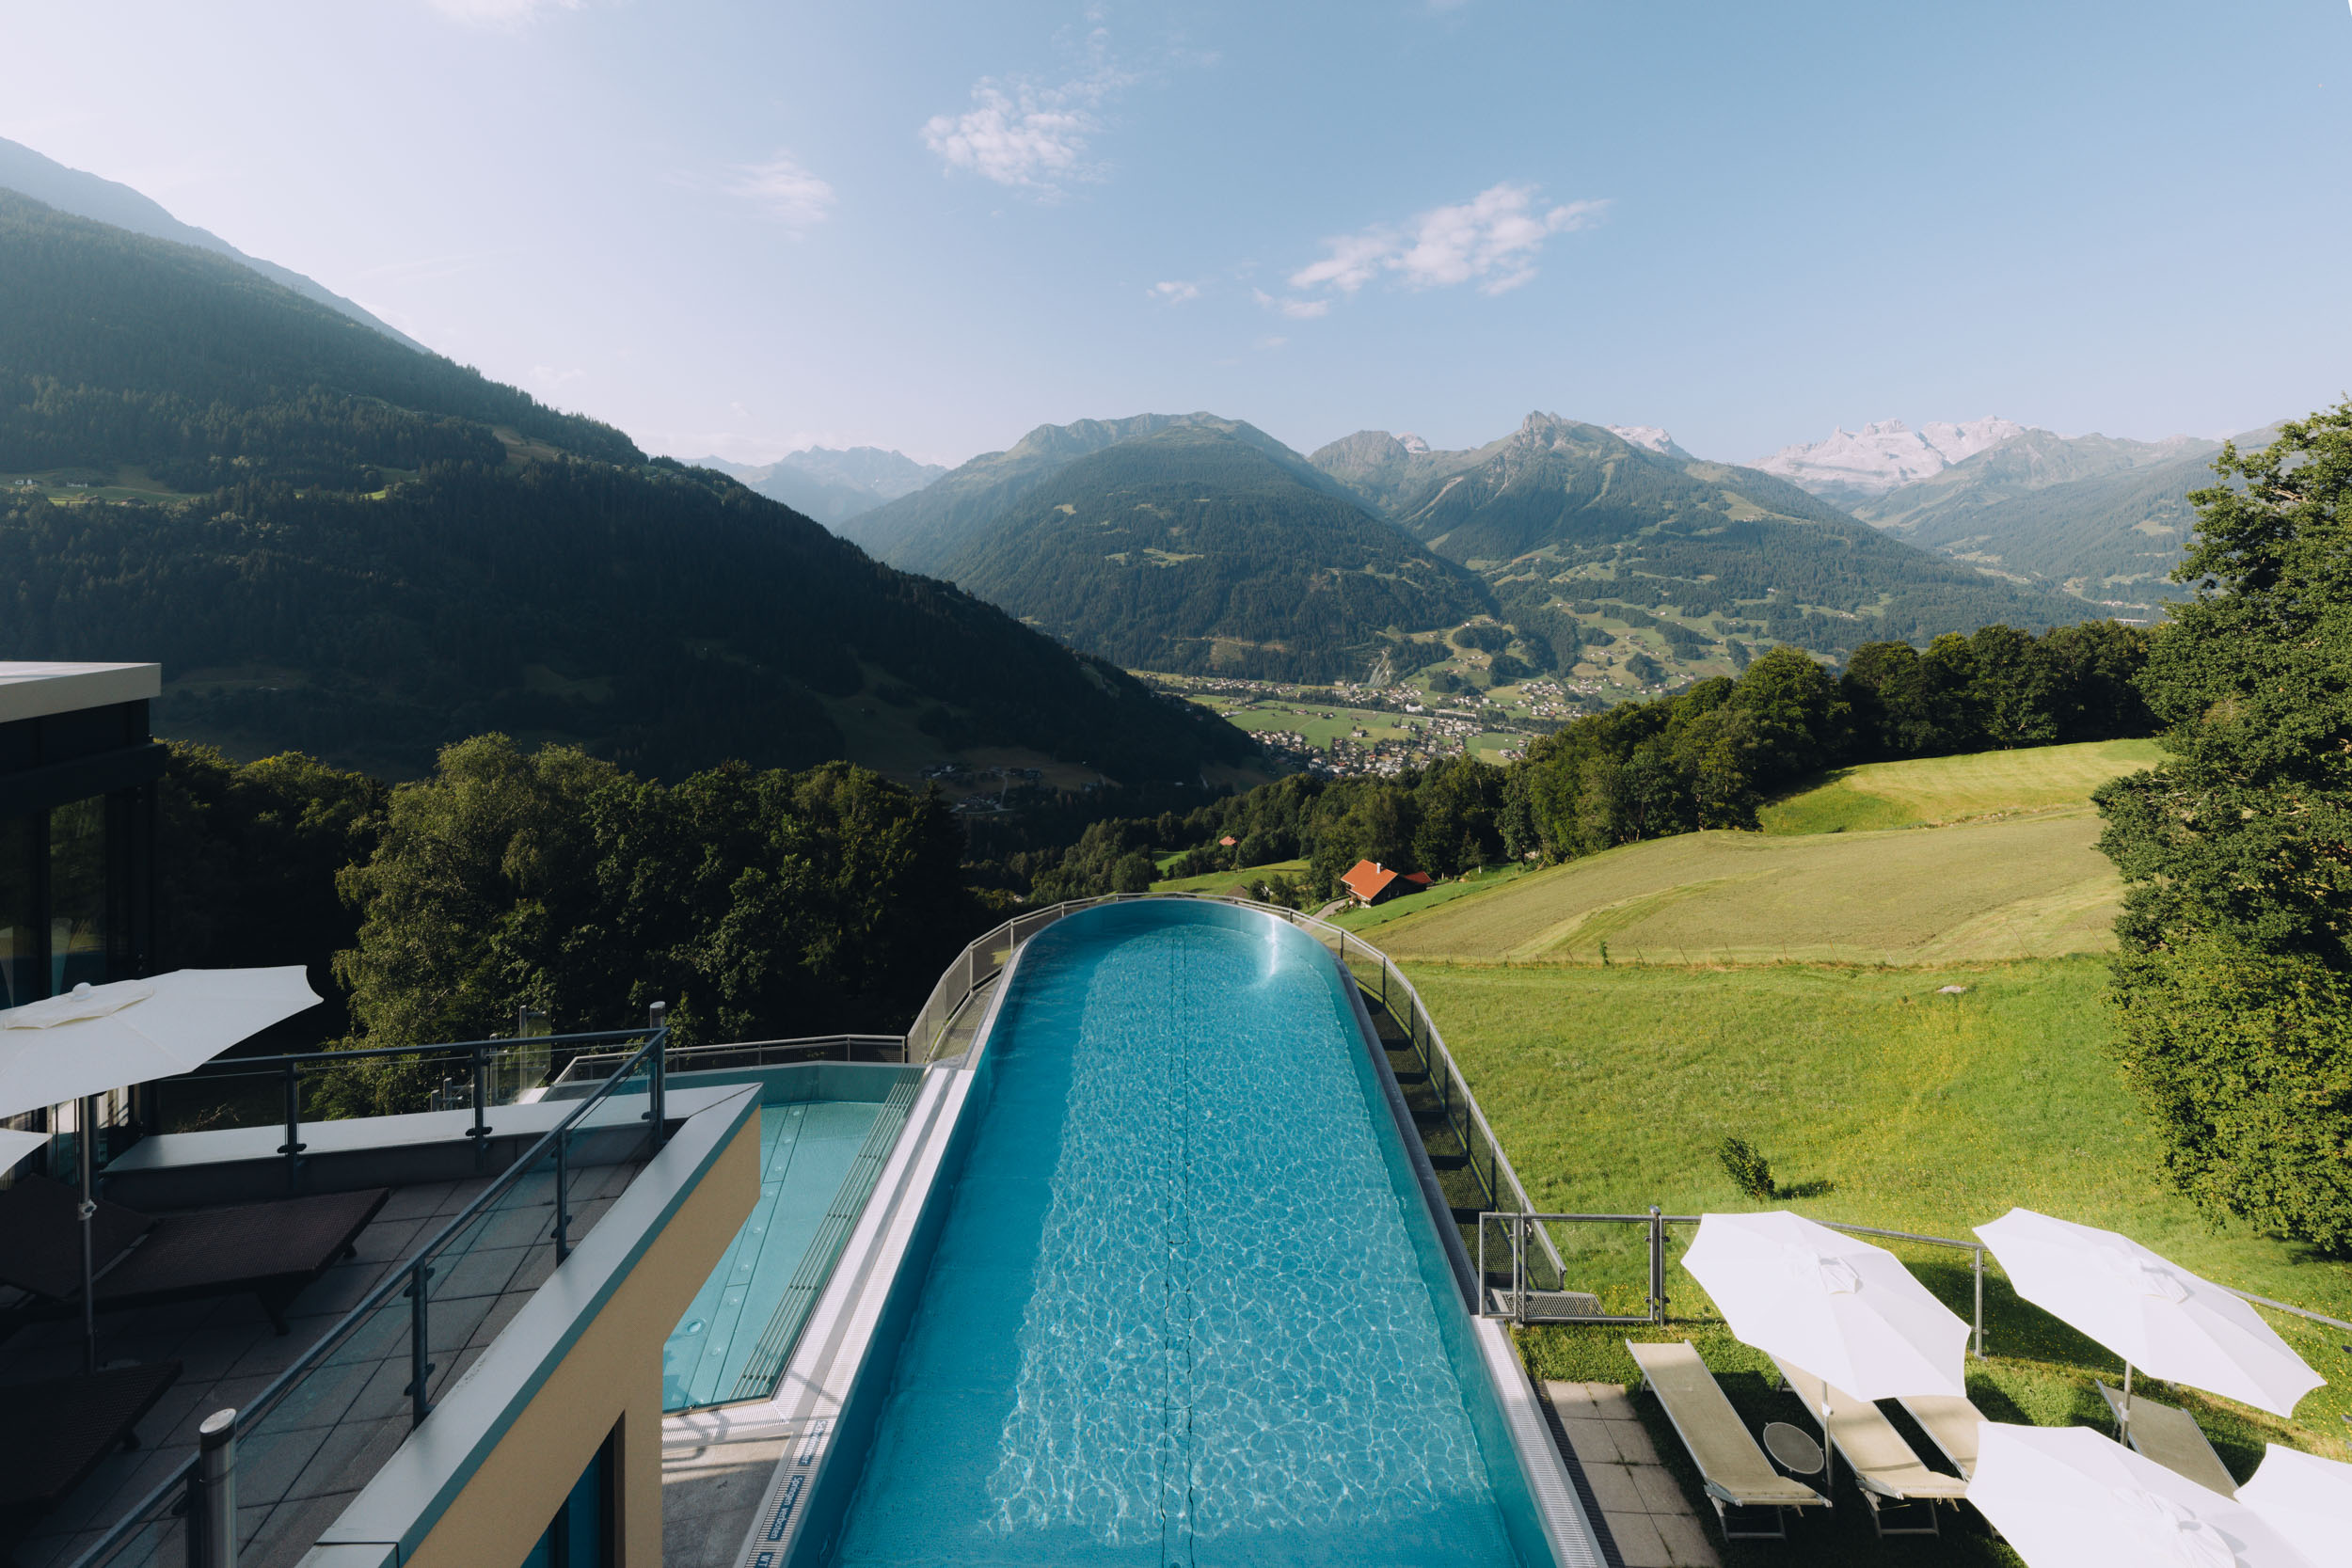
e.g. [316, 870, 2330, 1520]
[1976, 1209, 2321, 1428]
[1973, 1423, 2315, 1568]
[2237, 1445, 2352, 1568]
[0, 968, 322, 1370]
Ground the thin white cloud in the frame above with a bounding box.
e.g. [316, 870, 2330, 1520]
[1149, 280, 1201, 304]
[1252, 288, 1329, 320]
[724, 150, 836, 232]
[921, 38, 1131, 194]
[423, 0, 578, 30]
[1291, 183, 1609, 300]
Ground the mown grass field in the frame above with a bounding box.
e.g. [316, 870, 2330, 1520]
[1149, 859, 1308, 896]
[1759, 737, 2163, 835]
[1410, 958, 2352, 1562]
[1366, 813, 2122, 966]
[1329, 863, 1539, 930]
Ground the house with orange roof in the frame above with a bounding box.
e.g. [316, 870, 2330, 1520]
[1339, 859, 1432, 907]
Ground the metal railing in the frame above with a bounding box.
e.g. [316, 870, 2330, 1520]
[69, 1009, 674, 1568]
[147, 1016, 676, 1192]
[553, 1034, 908, 1086]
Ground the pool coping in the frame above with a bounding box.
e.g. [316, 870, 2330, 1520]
[691, 900, 1607, 1568]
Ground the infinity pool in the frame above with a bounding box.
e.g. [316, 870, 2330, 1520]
[822, 901, 1549, 1567]
[663, 1066, 919, 1411]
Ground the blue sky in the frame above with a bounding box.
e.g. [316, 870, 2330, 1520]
[7, 1, 2349, 467]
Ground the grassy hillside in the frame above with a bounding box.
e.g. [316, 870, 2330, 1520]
[1369, 813, 2122, 965]
[1757, 737, 2162, 834]
[1412, 961, 2352, 1487]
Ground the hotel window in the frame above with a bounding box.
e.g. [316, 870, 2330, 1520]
[521, 1426, 615, 1568]
[0, 813, 32, 1011]
[49, 795, 108, 995]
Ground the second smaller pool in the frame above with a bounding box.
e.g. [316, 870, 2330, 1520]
[662, 1063, 920, 1411]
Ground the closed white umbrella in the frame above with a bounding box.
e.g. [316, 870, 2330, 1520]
[0, 968, 321, 1370]
[1975, 1210, 2321, 1424]
[1974, 1423, 2315, 1568]
[1684, 1210, 1971, 1500]
[2238, 1445, 2352, 1568]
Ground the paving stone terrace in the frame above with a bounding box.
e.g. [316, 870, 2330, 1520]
[2, 1159, 642, 1568]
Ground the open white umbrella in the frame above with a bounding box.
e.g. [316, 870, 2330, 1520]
[2238, 1445, 2352, 1568]
[1683, 1211, 1970, 1399]
[0, 968, 321, 1370]
[0, 1124, 49, 1167]
[1684, 1211, 1971, 1500]
[1976, 1209, 2322, 1425]
[1974, 1423, 2315, 1568]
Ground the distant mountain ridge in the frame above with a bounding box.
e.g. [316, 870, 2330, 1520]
[0, 135, 427, 355]
[1754, 417, 2026, 504]
[930, 424, 1494, 683]
[691, 446, 944, 526]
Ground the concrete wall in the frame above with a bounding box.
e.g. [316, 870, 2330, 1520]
[401, 1109, 759, 1568]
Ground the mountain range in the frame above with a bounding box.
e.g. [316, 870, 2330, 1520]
[0, 135, 426, 355]
[1754, 414, 2249, 612]
[690, 446, 944, 526]
[840, 405, 2104, 692]
[0, 187, 1249, 785]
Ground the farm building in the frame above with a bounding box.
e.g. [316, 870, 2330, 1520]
[1340, 859, 1431, 907]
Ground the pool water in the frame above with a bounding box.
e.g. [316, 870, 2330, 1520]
[826, 904, 1541, 1567]
[664, 1085, 913, 1410]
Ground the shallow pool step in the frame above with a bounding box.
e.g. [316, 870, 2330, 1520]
[1425, 1151, 1470, 1171]
[1411, 1105, 1454, 1128]
[1391, 1067, 1430, 1085]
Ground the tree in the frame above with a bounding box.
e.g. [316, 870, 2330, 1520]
[2095, 404, 2352, 1251]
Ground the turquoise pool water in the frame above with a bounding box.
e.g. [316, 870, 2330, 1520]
[824, 902, 1545, 1567]
[664, 1070, 917, 1410]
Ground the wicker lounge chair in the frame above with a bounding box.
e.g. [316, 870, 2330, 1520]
[0, 1174, 388, 1334]
[2097, 1382, 2238, 1497]
[1771, 1357, 1969, 1536]
[1896, 1393, 1988, 1479]
[0, 1361, 183, 1541]
[1627, 1339, 1828, 1541]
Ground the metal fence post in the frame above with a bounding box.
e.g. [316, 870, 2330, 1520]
[469, 1043, 490, 1166]
[1973, 1246, 1986, 1358]
[1513, 1212, 1526, 1326]
[646, 1001, 668, 1150]
[406, 1260, 436, 1427]
[278, 1062, 304, 1193]
[1648, 1206, 1666, 1323]
[186, 1408, 237, 1568]
[553, 1130, 573, 1263]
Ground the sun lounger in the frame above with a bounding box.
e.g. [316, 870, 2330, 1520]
[0, 1361, 182, 1540]
[2097, 1382, 2238, 1497]
[0, 1173, 388, 1334]
[1626, 1339, 1828, 1541]
[1897, 1393, 1988, 1479]
[1771, 1357, 1968, 1536]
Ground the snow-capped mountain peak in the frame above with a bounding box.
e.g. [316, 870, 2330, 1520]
[1607, 424, 1692, 459]
[1754, 416, 2033, 504]
[1396, 433, 1432, 454]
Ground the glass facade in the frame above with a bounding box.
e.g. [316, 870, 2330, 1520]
[0, 813, 32, 1012]
[521, 1430, 613, 1568]
[49, 795, 108, 995]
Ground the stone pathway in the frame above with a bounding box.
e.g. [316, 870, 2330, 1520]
[1545, 1381, 1722, 1568]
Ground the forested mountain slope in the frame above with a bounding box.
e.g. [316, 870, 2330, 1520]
[936, 426, 1494, 683]
[840, 411, 1336, 574]
[1311, 413, 2100, 681]
[0, 135, 426, 353]
[0, 193, 1250, 783]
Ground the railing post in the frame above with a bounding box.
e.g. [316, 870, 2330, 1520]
[186, 1408, 237, 1568]
[553, 1132, 572, 1262]
[1513, 1212, 1527, 1326]
[1973, 1246, 1986, 1358]
[1648, 1206, 1666, 1324]
[278, 1062, 304, 1193]
[406, 1260, 436, 1427]
[646, 1001, 668, 1150]
[469, 1043, 490, 1166]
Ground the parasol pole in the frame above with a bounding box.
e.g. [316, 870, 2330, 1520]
[78, 1091, 98, 1373]
[2120, 1360, 2133, 1446]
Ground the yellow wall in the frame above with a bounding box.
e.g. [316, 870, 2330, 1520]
[405, 1113, 760, 1568]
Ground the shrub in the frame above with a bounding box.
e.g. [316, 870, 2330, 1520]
[1717, 1136, 1776, 1200]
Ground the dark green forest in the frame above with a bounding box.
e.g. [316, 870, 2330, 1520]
[939, 426, 1496, 683]
[0, 192, 1249, 783]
